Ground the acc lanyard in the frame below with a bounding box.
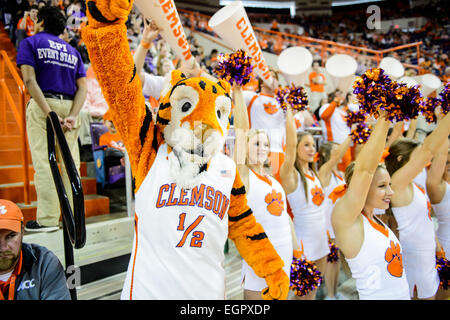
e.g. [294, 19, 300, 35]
[0, 273, 17, 300]
[0, 252, 23, 300]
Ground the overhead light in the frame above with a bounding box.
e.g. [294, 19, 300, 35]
[332, 0, 386, 7]
[219, 1, 296, 17]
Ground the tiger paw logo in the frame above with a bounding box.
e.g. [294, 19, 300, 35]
[384, 240, 403, 278]
[263, 102, 278, 115]
[265, 189, 284, 216]
[311, 186, 324, 206]
[0, 205, 6, 215]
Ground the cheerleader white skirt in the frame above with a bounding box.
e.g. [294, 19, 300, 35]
[294, 213, 330, 262]
[403, 249, 440, 299]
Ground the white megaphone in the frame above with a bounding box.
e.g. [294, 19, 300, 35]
[277, 46, 312, 86]
[413, 73, 442, 97]
[134, 0, 193, 62]
[398, 76, 419, 87]
[379, 57, 404, 80]
[325, 54, 357, 93]
[208, 0, 274, 87]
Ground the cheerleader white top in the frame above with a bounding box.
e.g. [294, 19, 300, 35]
[322, 171, 345, 239]
[346, 213, 410, 300]
[287, 170, 330, 261]
[392, 183, 435, 252]
[391, 183, 440, 298]
[243, 90, 285, 153]
[432, 182, 450, 255]
[241, 169, 293, 291]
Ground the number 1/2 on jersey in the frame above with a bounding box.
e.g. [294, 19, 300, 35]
[176, 213, 205, 248]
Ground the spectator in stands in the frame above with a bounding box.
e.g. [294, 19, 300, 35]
[152, 39, 174, 74]
[318, 90, 355, 172]
[3, 0, 31, 43]
[16, 6, 87, 232]
[205, 48, 218, 75]
[0, 199, 71, 300]
[308, 60, 327, 113]
[15, 4, 38, 47]
[270, 19, 279, 32]
[99, 110, 125, 170]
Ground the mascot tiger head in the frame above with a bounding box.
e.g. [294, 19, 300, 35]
[156, 70, 232, 189]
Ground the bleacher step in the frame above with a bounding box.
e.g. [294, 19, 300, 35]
[77, 272, 126, 300]
[0, 176, 97, 203]
[0, 162, 88, 184]
[0, 148, 32, 166]
[17, 193, 110, 223]
[23, 213, 133, 268]
[0, 136, 22, 150]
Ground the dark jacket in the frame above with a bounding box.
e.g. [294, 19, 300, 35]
[13, 242, 71, 300]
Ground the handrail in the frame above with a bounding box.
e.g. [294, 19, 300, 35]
[0, 50, 31, 204]
[46, 111, 86, 300]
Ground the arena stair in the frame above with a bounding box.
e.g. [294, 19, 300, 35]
[0, 126, 110, 223]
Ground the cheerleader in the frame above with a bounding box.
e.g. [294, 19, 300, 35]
[318, 90, 356, 172]
[332, 110, 410, 300]
[426, 136, 450, 300]
[279, 103, 329, 300]
[317, 136, 351, 299]
[233, 85, 299, 300]
[384, 110, 450, 300]
[242, 69, 285, 181]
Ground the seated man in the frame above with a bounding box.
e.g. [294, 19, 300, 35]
[0, 199, 70, 300]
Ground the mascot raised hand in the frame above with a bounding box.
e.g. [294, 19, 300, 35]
[82, 0, 289, 299]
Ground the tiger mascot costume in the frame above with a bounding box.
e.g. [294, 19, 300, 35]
[82, 0, 289, 299]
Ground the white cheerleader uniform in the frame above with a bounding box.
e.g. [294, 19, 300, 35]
[287, 170, 330, 261]
[241, 169, 293, 291]
[243, 91, 285, 154]
[121, 144, 235, 300]
[432, 182, 450, 255]
[322, 171, 345, 239]
[346, 213, 410, 300]
[391, 183, 440, 299]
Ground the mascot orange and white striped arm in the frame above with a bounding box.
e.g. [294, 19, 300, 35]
[82, 0, 289, 299]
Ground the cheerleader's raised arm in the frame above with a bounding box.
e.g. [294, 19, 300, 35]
[332, 112, 390, 258]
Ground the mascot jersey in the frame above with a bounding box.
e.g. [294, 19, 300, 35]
[122, 143, 235, 299]
[81, 1, 288, 300]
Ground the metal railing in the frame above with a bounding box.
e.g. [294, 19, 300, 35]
[46, 111, 86, 300]
[0, 50, 31, 204]
[178, 9, 425, 75]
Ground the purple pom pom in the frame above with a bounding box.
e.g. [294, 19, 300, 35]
[214, 49, 253, 86]
[345, 110, 368, 128]
[439, 82, 450, 115]
[276, 84, 308, 112]
[353, 68, 424, 122]
[419, 97, 441, 124]
[290, 256, 323, 296]
[327, 240, 339, 263]
[350, 122, 372, 144]
[436, 256, 450, 290]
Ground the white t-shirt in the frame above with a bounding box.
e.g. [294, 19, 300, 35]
[318, 103, 351, 144]
[142, 73, 165, 100]
[0, 271, 13, 282]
